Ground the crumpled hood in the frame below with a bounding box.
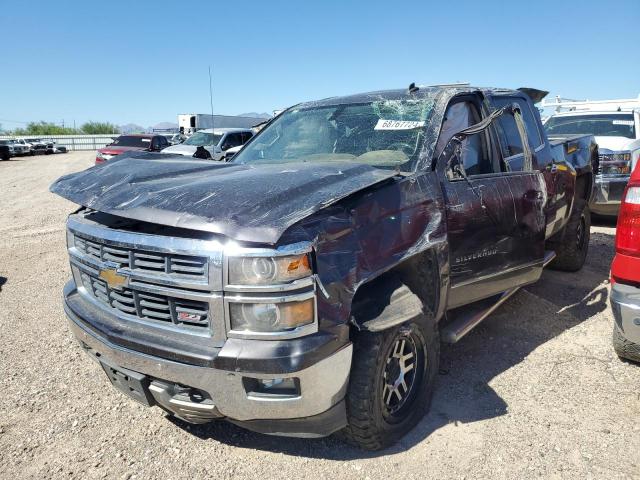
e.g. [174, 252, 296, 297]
[50, 152, 397, 244]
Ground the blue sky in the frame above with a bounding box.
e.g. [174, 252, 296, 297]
[1, 0, 639, 129]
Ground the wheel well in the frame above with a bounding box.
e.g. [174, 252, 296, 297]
[575, 172, 593, 203]
[575, 143, 598, 203]
[350, 250, 440, 331]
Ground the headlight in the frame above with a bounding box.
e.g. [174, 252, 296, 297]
[600, 152, 631, 174]
[228, 253, 311, 285]
[229, 298, 314, 333]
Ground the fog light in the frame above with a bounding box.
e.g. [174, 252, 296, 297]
[243, 376, 300, 397]
[259, 378, 296, 390]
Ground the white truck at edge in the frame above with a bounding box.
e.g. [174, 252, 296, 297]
[543, 95, 640, 216]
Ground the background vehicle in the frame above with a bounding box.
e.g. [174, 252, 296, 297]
[610, 162, 640, 363]
[13, 138, 34, 155]
[26, 138, 48, 155]
[543, 96, 640, 216]
[161, 128, 253, 160]
[52, 85, 594, 450]
[95, 134, 170, 164]
[222, 144, 243, 161]
[5, 139, 29, 156]
[161, 133, 185, 145]
[0, 143, 12, 161]
[177, 113, 266, 135]
[0, 140, 15, 159]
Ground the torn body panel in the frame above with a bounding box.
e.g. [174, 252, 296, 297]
[280, 171, 449, 333]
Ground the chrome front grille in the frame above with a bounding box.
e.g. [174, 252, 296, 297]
[67, 215, 224, 338]
[597, 152, 632, 175]
[74, 234, 207, 278]
[79, 272, 209, 328]
[66, 212, 315, 342]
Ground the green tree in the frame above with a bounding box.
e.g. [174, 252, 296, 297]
[80, 121, 119, 134]
[13, 121, 77, 135]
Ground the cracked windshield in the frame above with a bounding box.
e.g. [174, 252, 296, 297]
[233, 98, 435, 170]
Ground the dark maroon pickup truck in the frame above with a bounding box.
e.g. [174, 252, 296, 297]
[51, 84, 596, 450]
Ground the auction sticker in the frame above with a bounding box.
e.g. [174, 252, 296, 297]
[375, 119, 425, 130]
[612, 120, 634, 126]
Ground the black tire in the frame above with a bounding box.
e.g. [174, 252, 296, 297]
[341, 315, 439, 450]
[613, 325, 640, 363]
[549, 199, 590, 272]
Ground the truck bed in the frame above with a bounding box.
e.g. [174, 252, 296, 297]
[548, 133, 597, 177]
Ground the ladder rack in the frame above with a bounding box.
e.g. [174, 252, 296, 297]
[542, 95, 640, 113]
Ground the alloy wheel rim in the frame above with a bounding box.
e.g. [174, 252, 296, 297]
[382, 334, 420, 417]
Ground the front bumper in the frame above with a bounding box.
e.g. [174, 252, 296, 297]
[64, 286, 352, 437]
[590, 174, 629, 215]
[611, 282, 640, 345]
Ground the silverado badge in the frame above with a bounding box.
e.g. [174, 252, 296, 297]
[98, 268, 128, 290]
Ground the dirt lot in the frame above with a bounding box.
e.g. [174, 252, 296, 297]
[0, 151, 638, 479]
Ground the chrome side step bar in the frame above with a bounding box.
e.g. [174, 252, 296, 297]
[441, 287, 520, 344]
[543, 250, 556, 267]
[441, 251, 556, 344]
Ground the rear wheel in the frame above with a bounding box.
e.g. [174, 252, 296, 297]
[549, 199, 590, 272]
[341, 314, 439, 450]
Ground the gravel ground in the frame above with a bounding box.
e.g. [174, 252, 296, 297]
[0, 151, 639, 479]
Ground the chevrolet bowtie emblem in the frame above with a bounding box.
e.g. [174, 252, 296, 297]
[98, 268, 128, 290]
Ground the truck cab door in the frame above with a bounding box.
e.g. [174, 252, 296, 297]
[492, 95, 575, 239]
[437, 97, 547, 309]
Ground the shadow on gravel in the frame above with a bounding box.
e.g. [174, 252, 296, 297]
[525, 227, 614, 322]
[170, 229, 616, 459]
[0, 276, 6, 292]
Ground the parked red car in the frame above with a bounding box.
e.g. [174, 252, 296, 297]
[95, 134, 170, 164]
[611, 161, 640, 362]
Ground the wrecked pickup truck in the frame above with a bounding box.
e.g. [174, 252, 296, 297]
[51, 85, 597, 450]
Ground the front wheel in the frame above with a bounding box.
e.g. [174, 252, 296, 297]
[341, 317, 439, 450]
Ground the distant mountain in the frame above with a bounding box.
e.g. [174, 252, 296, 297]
[152, 122, 178, 130]
[239, 112, 272, 119]
[119, 123, 146, 134]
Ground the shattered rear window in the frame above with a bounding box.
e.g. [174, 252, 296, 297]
[233, 98, 436, 171]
